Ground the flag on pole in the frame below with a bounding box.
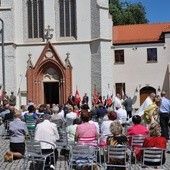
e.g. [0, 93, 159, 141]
[107, 84, 112, 99]
[92, 85, 99, 105]
[0, 85, 5, 100]
[74, 86, 81, 105]
[106, 84, 113, 106]
[121, 83, 125, 98]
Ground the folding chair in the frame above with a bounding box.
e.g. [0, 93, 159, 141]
[55, 126, 71, 169]
[104, 145, 130, 170]
[68, 144, 97, 170]
[27, 128, 36, 140]
[52, 119, 65, 128]
[23, 140, 56, 170]
[1, 120, 12, 138]
[129, 134, 147, 165]
[55, 126, 68, 149]
[130, 135, 147, 149]
[136, 147, 166, 169]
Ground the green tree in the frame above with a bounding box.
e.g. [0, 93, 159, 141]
[109, 0, 148, 25]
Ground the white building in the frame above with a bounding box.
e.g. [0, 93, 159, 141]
[0, 0, 170, 109]
[113, 23, 170, 108]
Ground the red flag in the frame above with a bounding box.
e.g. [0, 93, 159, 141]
[74, 89, 81, 104]
[92, 85, 99, 105]
[106, 84, 113, 106]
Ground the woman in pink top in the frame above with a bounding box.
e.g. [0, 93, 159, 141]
[75, 110, 98, 146]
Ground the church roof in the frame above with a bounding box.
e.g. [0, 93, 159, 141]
[112, 22, 170, 45]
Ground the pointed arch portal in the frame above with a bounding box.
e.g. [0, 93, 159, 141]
[26, 42, 72, 105]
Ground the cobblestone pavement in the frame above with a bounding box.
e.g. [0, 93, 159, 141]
[1, 124, 170, 170]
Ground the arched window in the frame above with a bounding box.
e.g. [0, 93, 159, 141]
[59, 0, 76, 37]
[27, 0, 44, 39]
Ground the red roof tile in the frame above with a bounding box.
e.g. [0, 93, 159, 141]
[113, 23, 170, 44]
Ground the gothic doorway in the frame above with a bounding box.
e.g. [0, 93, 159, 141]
[26, 42, 72, 106]
[44, 82, 59, 104]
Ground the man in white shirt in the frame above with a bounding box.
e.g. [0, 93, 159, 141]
[115, 104, 127, 124]
[35, 114, 60, 169]
[113, 93, 122, 111]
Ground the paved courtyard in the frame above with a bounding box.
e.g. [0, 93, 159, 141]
[1, 124, 170, 170]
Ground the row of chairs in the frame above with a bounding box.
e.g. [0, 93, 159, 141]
[23, 140, 166, 170]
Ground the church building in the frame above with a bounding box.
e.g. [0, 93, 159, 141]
[0, 0, 113, 108]
[0, 0, 170, 109]
[112, 23, 170, 108]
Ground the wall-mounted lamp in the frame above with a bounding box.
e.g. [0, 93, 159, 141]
[132, 47, 137, 51]
[158, 86, 161, 92]
[111, 45, 115, 49]
[163, 44, 166, 49]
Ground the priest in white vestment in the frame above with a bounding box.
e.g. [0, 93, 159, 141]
[129, 92, 156, 122]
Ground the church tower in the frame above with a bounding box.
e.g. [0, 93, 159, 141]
[90, 0, 113, 96]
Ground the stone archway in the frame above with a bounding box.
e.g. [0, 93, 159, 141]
[26, 42, 72, 105]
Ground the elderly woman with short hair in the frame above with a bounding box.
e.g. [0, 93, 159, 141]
[136, 122, 167, 165]
[106, 121, 128, 170]
[107, 121, 127, 146]
[4, 110, 28, 162]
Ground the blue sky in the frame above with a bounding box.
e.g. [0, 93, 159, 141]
[120, 0, 170, 23]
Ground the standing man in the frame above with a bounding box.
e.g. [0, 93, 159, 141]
[67, 94, 75, 107]
[115, 104, 127, 124]
[159, 91, 170, 140]
[82, 93, 89, 105]
[113, 93, 122, 112]
[122, 95, 135, 118]
[9, 92, 16, 106]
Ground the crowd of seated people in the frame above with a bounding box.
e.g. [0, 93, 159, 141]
[0, 96, 168, 170]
